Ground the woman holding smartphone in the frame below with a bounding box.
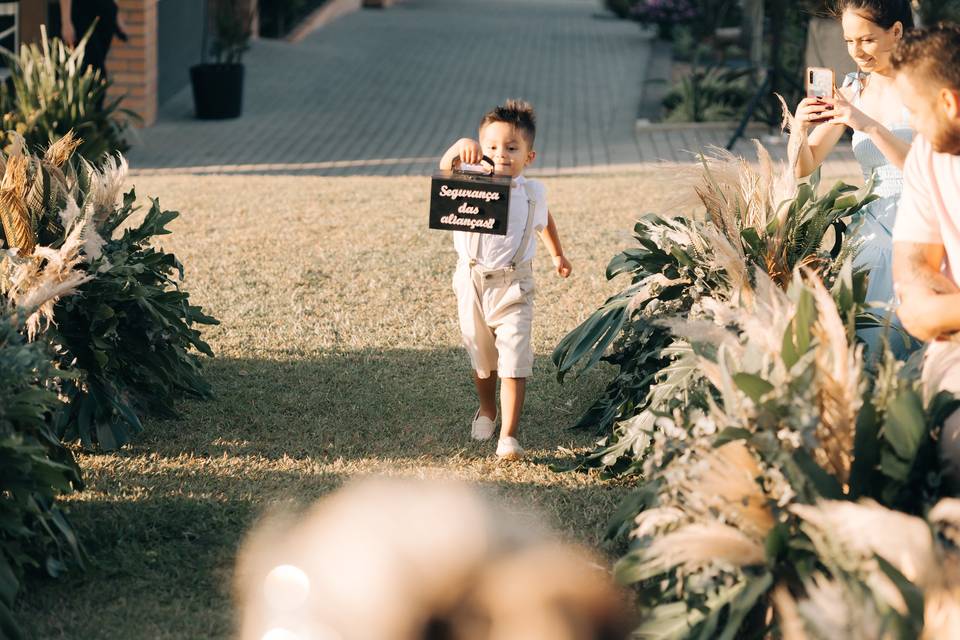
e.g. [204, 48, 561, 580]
[790, 0, 915, 359]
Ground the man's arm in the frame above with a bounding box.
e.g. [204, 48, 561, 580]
[893, 241, 960, 341]
[539, 211, 571, 277]
[894, 241, 956, 294]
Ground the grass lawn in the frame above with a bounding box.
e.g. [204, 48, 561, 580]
[15, 167, 860, 638]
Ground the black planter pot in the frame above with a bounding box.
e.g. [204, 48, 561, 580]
[190, 63, 244, 120]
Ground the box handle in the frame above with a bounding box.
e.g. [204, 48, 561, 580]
[455, 155, 496, 177]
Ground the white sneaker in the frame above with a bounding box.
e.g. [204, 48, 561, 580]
[496, 437, 525, 460]
[471, 410, 496, 441]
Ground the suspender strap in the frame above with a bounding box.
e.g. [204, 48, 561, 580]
[467, 183, 537, 269]
[508, 184, 537, 269]
[468, 218, 481, 264]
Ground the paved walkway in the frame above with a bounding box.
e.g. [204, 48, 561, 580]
[129, 0, 651, 175]
[128, 0, 858, 177]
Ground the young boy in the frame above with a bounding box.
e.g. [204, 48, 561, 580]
[439, 100, 572, 460]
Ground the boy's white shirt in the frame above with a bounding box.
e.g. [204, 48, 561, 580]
[452, 175, 548, 269]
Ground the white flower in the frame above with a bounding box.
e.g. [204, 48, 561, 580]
[692, 413, 718, 437]
[762, 466, 796, 507]
[777, 428, 802, 449]
[655, 416, 686, 440]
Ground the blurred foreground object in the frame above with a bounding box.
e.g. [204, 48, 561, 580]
[235, 478, 633, 640]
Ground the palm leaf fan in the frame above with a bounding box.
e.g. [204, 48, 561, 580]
[0, 153, 34, 255]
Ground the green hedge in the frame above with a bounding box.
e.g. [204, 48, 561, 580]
[0, 312, 84, 640]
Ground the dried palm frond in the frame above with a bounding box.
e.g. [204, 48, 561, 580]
[625, 441, 777, 589]
[696, 147, 760, 236]
[83, 154, 128, 226]
[792, 500, 936, 588]
[58, 193, 82, 230]
[739, 268, 797, 359]
[43, 130, 82, 168]
[0, 153, 34, 255]
[796, 573, 887, 640]
[2, 151, 28, 197]
[1, 204, 94, 337]
[782, 499, 960, 640]
[670, 268, 796, 368]
[641, 522, 765, 576]
[24, 156, 49, 226]
[777, 93, 803, 177]
[651, 138, 795, 241]
[59, 196, 105, 261]
[633, 507, 687, 539]
[25, 132, 79, 233]
[680, 441, 775, 539]
[699, 223, 751, 301]
[22, 149, 72, 239]
[808, 275, 863, 485]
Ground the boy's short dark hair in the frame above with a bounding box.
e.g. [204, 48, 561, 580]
[891, 24, 960, 91]
[479, 99, 536, 147]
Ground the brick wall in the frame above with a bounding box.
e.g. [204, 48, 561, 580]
[18, 1, 47, 46]
[107, 0, 158, 126]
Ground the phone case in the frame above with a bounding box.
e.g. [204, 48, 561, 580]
[806, 67, 834, 100]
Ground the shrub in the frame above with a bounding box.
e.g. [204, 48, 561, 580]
[52, 179, 218, 449]
[611, 270, 959, 638]
[0, 134, 218, 450]
[554, 130, 951, 638]
[662, 66, 752, 122]
[0, 310, 84, 640]
[0, 29, 137, 163]
[553, 144, 880, 475]
[209, 0, 254, 64]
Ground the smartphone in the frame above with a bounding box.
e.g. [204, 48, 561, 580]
[806, 67, 835, 100]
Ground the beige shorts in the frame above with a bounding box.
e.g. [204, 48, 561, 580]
[452, 261, 535, 379]
[923, 341, 960, 481]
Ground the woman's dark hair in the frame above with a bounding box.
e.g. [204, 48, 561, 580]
[835, 0, 915, 30]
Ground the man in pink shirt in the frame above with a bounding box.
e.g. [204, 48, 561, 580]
[890, 25, 960, 480]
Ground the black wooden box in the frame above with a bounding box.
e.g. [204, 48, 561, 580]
[429, 170, 512, 236]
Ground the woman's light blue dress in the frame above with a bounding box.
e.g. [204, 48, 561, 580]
[843, 71, 915, 358]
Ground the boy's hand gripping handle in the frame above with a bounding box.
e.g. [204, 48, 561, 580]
[455, 155, 496, 177]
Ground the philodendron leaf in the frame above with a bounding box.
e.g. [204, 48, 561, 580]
[793, 448, 845, 500]
[883, 389, 926, 462]
[881, 449, 912, 482]
[733, 373, 774, 403]
[605, 486, 657, 541]
[782, 289, 817, 368]
[740, 227, 763, 257]
[850, 390, 881, 497]
[714, 427, 753, 446]
[875, 555, 925, 634]
[716, 572, 774, 640]
[833, 194, 858, 210]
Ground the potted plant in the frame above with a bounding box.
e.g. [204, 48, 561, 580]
[190, 0, 253, 120]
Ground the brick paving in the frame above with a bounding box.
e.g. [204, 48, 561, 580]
[127, 0, 857, 177]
